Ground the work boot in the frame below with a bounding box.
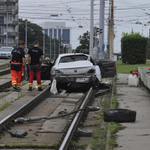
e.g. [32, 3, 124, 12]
[13, 85, 18, 90]
[13, 85, 20, 92]
[28, 88, 32, 91]
[38, 88, 43, 91]
[17, 87, 21, 92]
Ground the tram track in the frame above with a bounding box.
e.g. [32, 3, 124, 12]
[0, 85, 50, 131]
[0, 83, 97, 150]
[0, 63, 108, 150]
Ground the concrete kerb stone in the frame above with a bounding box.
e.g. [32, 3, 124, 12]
[105, 76, 117, 150]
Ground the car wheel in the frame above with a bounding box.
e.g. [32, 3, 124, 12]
[103, 109, 136, 123]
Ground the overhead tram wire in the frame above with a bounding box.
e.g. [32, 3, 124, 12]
[121, 0, 150, 15]
[20, 0, 90, 7]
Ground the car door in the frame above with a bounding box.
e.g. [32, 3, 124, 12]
[26, 61, 53, 81]
[96, 60, 116, 78]
[40, 63, 52, 80]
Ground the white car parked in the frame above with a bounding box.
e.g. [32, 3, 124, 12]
[0, 47, 14, 59]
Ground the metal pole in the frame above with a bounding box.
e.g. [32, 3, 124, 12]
[6, 12, 8, 47]
[99, 0, 105, 59]
[25, 21, 27, 48]
[110, 0, 114, 61]
[90, 0, 94, 58]
[107, 1, 111, 60]
[43, 30, 45, 55]
[59, 37, 60, 55]
[50, 36, 51, 59]
[54, 38, 55, 59]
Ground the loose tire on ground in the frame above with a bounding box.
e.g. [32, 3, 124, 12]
[103, 109, 136, 123]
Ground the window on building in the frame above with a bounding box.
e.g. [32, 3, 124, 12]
[8, 37, 13, 43]
[0, 16, 4, 23]
[0, 5, 4, 12]
[7, 14, 12, 23]
[54, 29, 57, 39]
[0, 26, 4, 34]
[7, 4, 12, 11]
[58, 29, 61, 41]
[49, 29, 52, 38]
[62, 29, 70, 44]
[0, 38, 4, 43]
[44, 29, 48, 35]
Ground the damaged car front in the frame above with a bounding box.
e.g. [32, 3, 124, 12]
[50, 53, 101, 90]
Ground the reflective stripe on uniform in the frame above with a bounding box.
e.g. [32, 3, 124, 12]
[12, 80, 16, 86]
[29, 83, 33, 88]
[38, 84, 41, 88]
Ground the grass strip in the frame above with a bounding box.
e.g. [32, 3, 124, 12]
[116, 60, 150, 74]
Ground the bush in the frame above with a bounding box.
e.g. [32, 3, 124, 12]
[146, 39, 150, 59]
[121, 30, 148, 64]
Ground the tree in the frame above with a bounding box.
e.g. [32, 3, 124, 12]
[75, 31, 90, 54]
[19, 19, 64, 59]
[19, 19, 43, 48]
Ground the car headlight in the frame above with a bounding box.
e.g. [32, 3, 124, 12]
[87, 69, 95, 74]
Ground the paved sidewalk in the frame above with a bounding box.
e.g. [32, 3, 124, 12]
[114, 74, 150, 150]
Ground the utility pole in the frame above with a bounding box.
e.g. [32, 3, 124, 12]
[25, 21, 27, 48]
[43, 30, 45, 55]
[110, 0, 114, 61]
[99, 0, 105, 59]
[6, 12, 8, 47]
[90, 0, 94, 58]
[107, 1, 111, 60]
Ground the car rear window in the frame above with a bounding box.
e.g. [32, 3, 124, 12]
[59, 55, 88, 63]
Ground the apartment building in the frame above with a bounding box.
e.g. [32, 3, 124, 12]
[0, 0, 18, 47]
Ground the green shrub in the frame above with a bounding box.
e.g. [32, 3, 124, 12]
[121, 29, 148, 64]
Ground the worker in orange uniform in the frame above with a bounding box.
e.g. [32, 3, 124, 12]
[11, 42, 27, 91]
[27, 40, 44, 91]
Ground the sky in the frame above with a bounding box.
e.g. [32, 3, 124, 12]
[19, 0, 150, 53]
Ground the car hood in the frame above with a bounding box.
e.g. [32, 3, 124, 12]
[56, 61, 94, 75]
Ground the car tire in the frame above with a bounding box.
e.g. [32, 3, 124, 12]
[103, 109, 136, 123]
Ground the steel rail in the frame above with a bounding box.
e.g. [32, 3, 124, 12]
[59, 87, 93, 150]
[0, 68, 10, 76]
[0, 76, 24, 89]
[0, 63, 10, 70]
[0, 85, 50, 130]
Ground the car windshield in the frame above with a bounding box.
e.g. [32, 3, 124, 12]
[0, 48, 12, 52]
[59, 55, 88, 63]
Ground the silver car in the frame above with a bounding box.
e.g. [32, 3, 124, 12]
[0, 47, 14, 59]
[50, 53, 101, 90]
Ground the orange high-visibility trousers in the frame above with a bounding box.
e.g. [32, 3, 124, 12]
[11, 70, 22, 88]
[11, 62, 23, 88]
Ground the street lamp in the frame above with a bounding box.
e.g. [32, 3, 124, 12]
[6, 12, 8, 47]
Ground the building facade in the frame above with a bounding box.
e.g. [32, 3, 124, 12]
[0, 0, 18, 47]
[42, 22, 71, 45]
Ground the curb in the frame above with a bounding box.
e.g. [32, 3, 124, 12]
[105, 76, 117, 150]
